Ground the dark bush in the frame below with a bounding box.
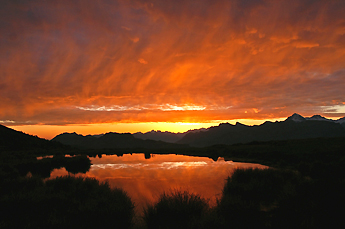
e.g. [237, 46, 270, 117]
[0, 176, 134, 229]
[216, 168, 305, 228]
[143, 190, 210, 229]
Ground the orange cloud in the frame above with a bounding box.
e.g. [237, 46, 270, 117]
[138, 58, 148, 64]
[0, 0, 345, 130]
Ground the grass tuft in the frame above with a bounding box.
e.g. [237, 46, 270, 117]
[143, 190, 210, 229]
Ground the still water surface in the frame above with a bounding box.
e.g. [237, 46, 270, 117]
[49, 154, 267, 212]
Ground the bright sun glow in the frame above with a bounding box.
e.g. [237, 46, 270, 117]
[9, 118, 290, 140]
[9, 122, 217, 140]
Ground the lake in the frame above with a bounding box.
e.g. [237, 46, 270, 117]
[49, 153, 267, 212]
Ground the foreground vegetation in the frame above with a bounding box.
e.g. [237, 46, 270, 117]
[217, 168, 345, 228]
[0, 153, 91, 178]
[143, 190, 210, 229]
[142, 168, 345, 229]
[0, 176, 134, 228]
[1, 168, 344, 228]
[1, 136, 345, 228]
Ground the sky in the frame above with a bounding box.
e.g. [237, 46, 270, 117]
[1, 0, 345, 139]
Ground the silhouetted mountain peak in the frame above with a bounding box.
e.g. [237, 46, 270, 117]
[235, 122, 248, 126]
[54, 132, 92, 138]
[69, 132, 82, 136]
[307, 115, 330, 121]
[260, 121, 274, 126]
[215, 123, 234, 129]
[286, 114, 345, 124]
[286, 113, 306, 122]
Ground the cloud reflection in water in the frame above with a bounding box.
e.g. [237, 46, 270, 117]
[49, 154, 267, 213]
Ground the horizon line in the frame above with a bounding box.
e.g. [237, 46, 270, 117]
[4, 113, 345, 140]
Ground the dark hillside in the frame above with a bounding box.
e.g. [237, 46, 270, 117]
[52, 132, 186, 149]
[0, 124, 65, 151]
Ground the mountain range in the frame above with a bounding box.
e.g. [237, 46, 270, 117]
[2, 113, 345, 150]
[51, 114, 345, 148]
[51, 132, 186, 150]
[286, 113, 345, 123]
[176, 114, 345, 147]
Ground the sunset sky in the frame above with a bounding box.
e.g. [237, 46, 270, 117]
[1, 0, 345, 139]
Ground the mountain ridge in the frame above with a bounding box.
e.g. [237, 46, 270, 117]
[51, 131, 186, 149]
[176, 114, 345, 147]
[49, 113, 345, 148]
[132, 128, 207, 143]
